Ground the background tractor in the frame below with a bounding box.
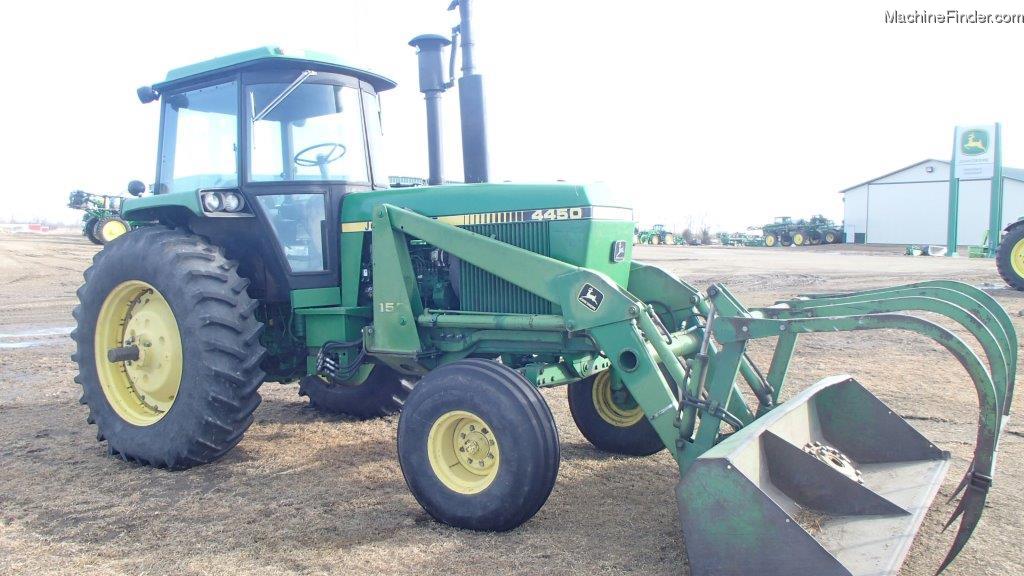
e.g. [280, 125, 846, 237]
[70, 2, 1013, 574]
[635, 223, 677, 245]
[67, 188, 139, 244]
[758, 214, 844, 247]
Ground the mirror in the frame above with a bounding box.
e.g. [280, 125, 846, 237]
[127, 180, 146, 196]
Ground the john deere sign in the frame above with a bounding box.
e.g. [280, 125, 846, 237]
[947, 123, 1003, 257]
[954, 125, 996, 179]
[961, 129, 989, 156]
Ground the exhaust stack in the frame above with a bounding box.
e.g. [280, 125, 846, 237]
[451, 0, 489, 183]
[409, 34, 452, 186]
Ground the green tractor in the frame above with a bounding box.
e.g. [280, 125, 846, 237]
[71, 3, 1013, 574]
[636, 223, 676, 245]
[760, 216, 794, 247]
[67, 189, 136, 244]
[760, 215, 844, 247]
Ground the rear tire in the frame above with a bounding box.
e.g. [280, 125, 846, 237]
[996, 225, 1024, 290]
[298, 364, 414, 418]
[824, 230, 838, 244]
[764, 233, 777, 247]
[397, 359, 559, 531]
[792, 230, 806, 246]
[95, 216, 130, 244]
[567, 371, 664, 456]
[72, 226, 265, 469]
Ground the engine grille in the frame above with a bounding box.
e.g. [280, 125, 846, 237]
[458, 222, 553, 314]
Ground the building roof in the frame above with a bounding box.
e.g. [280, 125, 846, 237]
[840, 158, 1024, 193]
[153, 46, 397, 93]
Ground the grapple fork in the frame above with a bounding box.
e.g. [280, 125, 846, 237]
[660, 279, 1011, 575]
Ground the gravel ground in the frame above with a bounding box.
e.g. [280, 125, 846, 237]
[0, 233, 1020, 575]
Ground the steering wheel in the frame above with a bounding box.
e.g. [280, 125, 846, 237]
[294, 142, 347, 167]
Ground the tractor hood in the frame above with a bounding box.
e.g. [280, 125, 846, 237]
[340, 182, 633, 232]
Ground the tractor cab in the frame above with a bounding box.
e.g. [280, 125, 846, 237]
[131, 47, 397, 298]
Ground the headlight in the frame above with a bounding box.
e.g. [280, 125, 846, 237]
[201, 192, 223, 212]
[222, 192, 244, 212]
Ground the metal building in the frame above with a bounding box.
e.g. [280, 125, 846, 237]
[840, 159, 1024, 245]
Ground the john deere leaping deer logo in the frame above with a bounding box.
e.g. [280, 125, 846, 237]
[577, 283, 604, 311]
[961, 130, 989, 156]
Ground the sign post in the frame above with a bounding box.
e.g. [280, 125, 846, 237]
[987, 123, 1004, 256]
[947, 124, 1000, 256]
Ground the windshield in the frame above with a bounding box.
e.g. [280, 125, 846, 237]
[158, 81, 239, 193]
[248, 82, 368, 183]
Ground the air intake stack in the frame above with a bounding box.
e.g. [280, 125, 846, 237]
[409, 34, 452, 186]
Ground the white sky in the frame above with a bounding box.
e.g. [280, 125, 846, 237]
[2, 0, 1023, 231]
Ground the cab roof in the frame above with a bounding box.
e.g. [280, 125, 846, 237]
[152, 46, 397, 93]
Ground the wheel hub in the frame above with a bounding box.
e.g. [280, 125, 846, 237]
[427, 410, 501, 494]
[592, 371, 643, 427]
[94, 281, 183, 426]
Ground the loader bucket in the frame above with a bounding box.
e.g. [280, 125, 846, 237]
[677, 375, 951, 576]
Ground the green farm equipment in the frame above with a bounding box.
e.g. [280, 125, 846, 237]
[67, 189, 136, 244]
[759, 215, 844, 247]
[70, 3, 1013, 574]
[718, 232, 764, 247]
[636, 223, 677, 245]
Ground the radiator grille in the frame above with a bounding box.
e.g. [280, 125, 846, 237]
[458, 222, 553, 314]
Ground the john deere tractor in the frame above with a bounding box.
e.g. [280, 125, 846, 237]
[72, 2, 1014, 574]
[636, 223, 676, 245]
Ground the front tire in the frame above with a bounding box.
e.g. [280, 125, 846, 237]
[567, 371, 664, 456]
[996, 225, 1024, 290]
[298, 364, 414, 418]
[72, 226, 265, 469]
[397, 359, 560, 531]
[764, 233, 777, 247]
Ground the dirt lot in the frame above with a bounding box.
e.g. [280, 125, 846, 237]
[1, 233, 1021, 575]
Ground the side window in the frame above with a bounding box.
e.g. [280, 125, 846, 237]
[158, 81, 238, 193]
[255, 193, 327, 272]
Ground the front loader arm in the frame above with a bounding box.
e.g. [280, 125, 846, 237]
[371, 204, 1012, 573]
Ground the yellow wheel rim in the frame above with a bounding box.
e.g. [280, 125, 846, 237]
[1011, 238, 1024, 279]
[93, 281, 183, 426]
[591, 371, 644, 427]
[427, 410, 500, 494]
[793, 233, 804, 245]
[101, 220, 128, 242]
[765, 235, 776, 247]
[665, 234, 675, 245]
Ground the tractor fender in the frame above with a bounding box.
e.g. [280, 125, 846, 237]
[121, 190, 204, 225]
[1002, 216, 1024, 236]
